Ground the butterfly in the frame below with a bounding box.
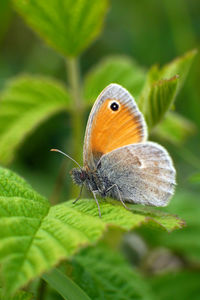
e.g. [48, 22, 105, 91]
[52, 84, 176, 217]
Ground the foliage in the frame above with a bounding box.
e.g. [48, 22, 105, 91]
[84, 56, 146, 103]
[0, 76, 70, 164]
[150, 271, 200, 300]
[13, 0, 108, 57]
[138, 50, 197, 129]
[0, 167, 183, 296]
[0, 289, 32, 300]
[0, 51, 196, 166]
[68, 245, 154, 300]
[139, 191, 200, 263]
[0, 0, 12, 43]
[153, 112, 196, 145]
[43, 268, 91, 300]
[0, 0, 199, 299]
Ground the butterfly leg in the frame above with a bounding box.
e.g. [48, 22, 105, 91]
[73, 185, 83, 204]
[92, 190, 102, 218]
[107, 184, 130, 211]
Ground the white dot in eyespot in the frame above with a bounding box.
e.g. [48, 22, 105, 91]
[108, 100, 120, 112]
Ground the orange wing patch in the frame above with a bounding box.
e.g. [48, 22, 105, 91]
[90, 99, 145, 160]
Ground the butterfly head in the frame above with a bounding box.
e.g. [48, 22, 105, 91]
[70, 168, 87, 186]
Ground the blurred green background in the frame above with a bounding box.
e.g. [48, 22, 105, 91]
[0, 0, 200, 299]
[0, 0, 199, 197]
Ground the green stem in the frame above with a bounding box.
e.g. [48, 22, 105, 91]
[67, 57, 84, 198]
[50, 57, 84, 203]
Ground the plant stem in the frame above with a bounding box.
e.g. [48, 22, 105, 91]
[67, 57, 84, 198]
[50, 57, 84, 204]
[67, 57, 83, 162]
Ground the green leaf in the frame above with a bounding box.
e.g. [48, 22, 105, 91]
[139, 75, 178, 129]
[139, 50, 197, 129]
[84, 56, 146, 105]
[160, 49, 197, 91]
[0, 167, 183, 295]
[153, 112, 196, 145]
[189, 173, 200, 184]
[0, 288, 32, 300]
[150, 271, 200, 300]
[68, 245, 154, 300]
[0, 76, 70, 165]
[13, 0, 108, 57]
[138, 191, 200, 263]
[0, 0, 12, 43]
[43, 268, 91, 300]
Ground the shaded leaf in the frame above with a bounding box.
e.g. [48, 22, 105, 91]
[150, 270, 200, 300]
[154, 111, 196, 145]
[0, 167, 183, 295]
[189, 173, 200, 184]
[0, 288, 32, 300]
[68, 245, 154, 300]
[0, 0, 12, 43]
[84, 56, 146, 105]
[13, 0, 108, 57]
[0, 76, 70, 165]
[43, 268, 91, 300]
[139, 75, 178, 129]
[160, 49, 197, 91]
[139, 50, 197, 129]
[138, 191, 200, 263]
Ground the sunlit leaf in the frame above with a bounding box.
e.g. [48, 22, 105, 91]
[0, 76, 70, 165]
[154, 112, 196, 145]
[0, 167, 183, 295]
[13, 0, 108, 57]
[69, 245, 154, 300]
[84, 56, 146, 105]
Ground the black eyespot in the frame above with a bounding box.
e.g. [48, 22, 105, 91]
[110, 102, 119, 111]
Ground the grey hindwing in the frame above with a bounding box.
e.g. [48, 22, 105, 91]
[97, 142, 176, 206]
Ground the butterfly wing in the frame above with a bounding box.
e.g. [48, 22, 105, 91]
[83, 84, 147, 169]
[97, 142, 176, 206]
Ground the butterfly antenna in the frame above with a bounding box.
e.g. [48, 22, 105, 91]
[50, 149, 82, 169]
